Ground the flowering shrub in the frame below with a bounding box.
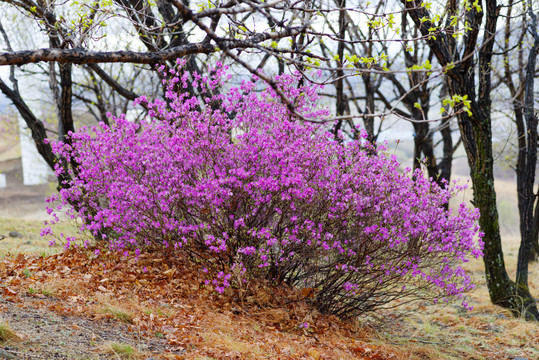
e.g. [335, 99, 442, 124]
[48, 61, 483, 318]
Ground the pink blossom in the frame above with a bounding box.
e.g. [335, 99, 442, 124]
[45, 62, 483, 317]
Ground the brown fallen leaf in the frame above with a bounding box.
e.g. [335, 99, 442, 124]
[4, 288, 17, 296]
[307, 347, 321, 360]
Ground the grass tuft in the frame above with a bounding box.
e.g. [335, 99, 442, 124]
[0, 322, 20, 343]
[103, 342, 141, 359]
[100, 306, 134, 324]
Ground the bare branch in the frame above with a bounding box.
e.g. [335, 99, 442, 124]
[0, 26, 305, 66]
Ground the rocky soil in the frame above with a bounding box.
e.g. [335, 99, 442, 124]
[0, 296, 170, 359]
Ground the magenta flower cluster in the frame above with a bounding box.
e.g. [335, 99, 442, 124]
[47, 61, 483, 318]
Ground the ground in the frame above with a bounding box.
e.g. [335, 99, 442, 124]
[0, 155, 537, 359]
[0, 296, 167, 359]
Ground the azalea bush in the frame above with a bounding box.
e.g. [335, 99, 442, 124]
[47, 61, 483, 318]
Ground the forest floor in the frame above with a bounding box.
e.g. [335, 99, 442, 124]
[0, 217, 537, 360]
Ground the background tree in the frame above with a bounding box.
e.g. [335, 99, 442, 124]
[0, 0, 308, 188]
[504, 1, 539, 264]
[495, 0, 539, 281]
[306, 1, 461, 185]
[401, 0, 539, 319]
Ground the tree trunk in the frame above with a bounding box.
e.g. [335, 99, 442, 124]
[412, 121, 439, 182]
[516, 7, 538, 284]
[531, 202, 539, 261]
[468, 126, 538, 320]
[402, 0, 539, 320]
[439, 115, 453, 183]
[332, 0, 347, 138]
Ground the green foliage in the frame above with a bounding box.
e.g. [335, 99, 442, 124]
[442, 95, 473, 116]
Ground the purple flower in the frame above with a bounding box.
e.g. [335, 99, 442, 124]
[45, 62, 483, 316]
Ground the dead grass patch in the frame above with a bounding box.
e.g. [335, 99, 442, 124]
[0, 217, 80, 258]
[0, 322, 21, 343]
[99, 305, 135, 324]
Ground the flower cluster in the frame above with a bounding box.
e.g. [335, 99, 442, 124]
[47, 61, 483, 318]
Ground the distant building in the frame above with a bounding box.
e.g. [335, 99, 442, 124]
[18, 116, 53, 185]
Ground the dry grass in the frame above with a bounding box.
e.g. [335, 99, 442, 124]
[0, 143, 20, 163]
[28, 277, 66, 297]
[384, 232, 539, 360]
[0, 322, 21, 344]
[99, 305, 135, 324]
[0, 217, 80, 258]
[0, 115, 20, 162]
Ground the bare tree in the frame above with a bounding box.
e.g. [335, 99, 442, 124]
[309, 1, 460, 185]
[402, 0, 539, 319]
[496, 0, 539, 282]
[0, 0, 309, 190]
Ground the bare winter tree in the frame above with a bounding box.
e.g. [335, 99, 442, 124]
[515, 0, 539, 293]
[401, 0, 539, 320]
[0, 0, 310, 189]
[306, 1, 460, 186]
[495, 0, 539, 276]
[379, 12, 460, 186]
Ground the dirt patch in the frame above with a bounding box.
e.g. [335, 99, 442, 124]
[0, 296, 170, 359]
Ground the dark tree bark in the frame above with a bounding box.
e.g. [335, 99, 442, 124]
[58, 63, 75, 142]
[515, 2, 539, 286]
[332, 0, 347, 138]
[439, 82, 455, 184]
[533, 205, 539, 261]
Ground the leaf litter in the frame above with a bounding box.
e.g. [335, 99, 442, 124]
[0, 245, 536, 359]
